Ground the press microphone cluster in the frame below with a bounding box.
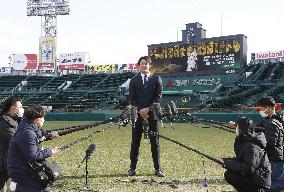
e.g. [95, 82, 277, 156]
[142, 120, 149, 139]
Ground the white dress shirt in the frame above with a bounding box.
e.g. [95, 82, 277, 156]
[140, 72, 150, 85]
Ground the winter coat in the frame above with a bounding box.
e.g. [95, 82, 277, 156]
[223, 132, 271, 189]
[256, 115, 284, 162]
[7, 119, 52, 189]
[0, 114, 20, 171]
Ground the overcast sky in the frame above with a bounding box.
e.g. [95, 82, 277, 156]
[0, 0, 283, 67]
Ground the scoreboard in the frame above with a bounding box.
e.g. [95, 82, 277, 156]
[148, 35, 247, 75]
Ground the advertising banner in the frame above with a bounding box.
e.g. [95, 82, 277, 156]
[255, 50, 284, 60]
[88, 64, 139, 73]
[127, 63, 139, 71]
[11, 54, 37, 70]
[91, 64, 116, 72]
[59, 52, 87, 70]
[0, 67, 11, 74]
[38, 36, 56, 70]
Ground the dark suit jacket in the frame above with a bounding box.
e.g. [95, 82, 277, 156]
[129, 73, 162, 119]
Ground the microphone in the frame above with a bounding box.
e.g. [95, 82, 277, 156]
[130, 106, 138, 127]
[119, 105, 132, 127]
[120, 105, 131, 121]
[142, 120, 149, 139]
[85, 143, 96, 158]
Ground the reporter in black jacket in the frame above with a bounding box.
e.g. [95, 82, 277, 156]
[7, 105, 60, 192]
[222, 117, 271, 192]
[255, 97, 284, 181]
[127, 56, 164, 177]
[0, 97, 24, 192]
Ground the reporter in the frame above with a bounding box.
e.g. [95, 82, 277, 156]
[223, 117, 271, 192]
[7, 105, 60, 192]
[0, 97, 23, 192]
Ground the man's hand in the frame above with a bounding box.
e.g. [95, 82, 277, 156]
[50, 131, 59, 139]
[51, 147, 61, 156]
[227, 121, 236, 129]
[138, 107, 150, 120]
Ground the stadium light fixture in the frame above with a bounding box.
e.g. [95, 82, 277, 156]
[27, 0, 70, 37]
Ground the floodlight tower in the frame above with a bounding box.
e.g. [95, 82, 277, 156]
[27, 0, 70, 37]
[27, 0, 70, 74]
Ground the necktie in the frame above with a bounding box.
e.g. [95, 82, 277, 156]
[143, 74, 148, 89]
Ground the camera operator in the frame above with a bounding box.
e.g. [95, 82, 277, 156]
[7, 105, 60, 192]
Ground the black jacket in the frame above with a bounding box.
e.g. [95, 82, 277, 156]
[255, 115, 283, 162]
[129, 74, 162, 120]
[223, 133, 271, 188]
[0, 114, 20, 171]
[7, 119, 52, 188]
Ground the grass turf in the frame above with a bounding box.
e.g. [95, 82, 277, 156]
[43, 121, 236, 192]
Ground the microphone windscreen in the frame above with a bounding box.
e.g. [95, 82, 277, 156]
[86, 143, 96, 156]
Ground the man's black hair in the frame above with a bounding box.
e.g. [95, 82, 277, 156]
[1, 96, 22, 114]
[256, 97, 276, 107]
[236, 116, 252, 135]
[137, 56, 151, 66]
[24, 104, 46, 122]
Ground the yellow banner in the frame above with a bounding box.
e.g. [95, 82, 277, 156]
[89, 64, 116, 72]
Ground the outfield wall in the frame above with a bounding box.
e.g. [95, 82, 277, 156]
[192, 112, 262, 122]
[45, 110, 263, 122]
[45, 110, 120, 121]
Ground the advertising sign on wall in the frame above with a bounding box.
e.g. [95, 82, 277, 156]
[88, 64, 139, 73]
[59, 52, 87, 70]
[254, 50, 284, 60]
[11, 54, 37, 70]
[38, 36, 56, 70]
[0, 67, 11, 74]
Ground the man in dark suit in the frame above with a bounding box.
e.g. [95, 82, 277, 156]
[127, 56, 164, 177]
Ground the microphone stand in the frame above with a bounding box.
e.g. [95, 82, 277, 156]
[84, 156, 90, 187]
[79, 152, 94, 191]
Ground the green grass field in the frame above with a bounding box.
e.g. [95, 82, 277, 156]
[43, 121, 236, 192]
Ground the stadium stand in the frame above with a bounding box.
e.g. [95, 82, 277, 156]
[40, 74, 81, 91]
[1, 61, 284, 112]
[0, 75, 27, 92]
[203, 62, 284, 109]
[21, 75, 53, 91]
[0, 72, 136, 111]
[68, 73, 108, 90]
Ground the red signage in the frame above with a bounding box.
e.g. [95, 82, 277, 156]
[59, 64, 85, 70]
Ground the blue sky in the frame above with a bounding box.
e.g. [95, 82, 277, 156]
[0, 0, 283, 66]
